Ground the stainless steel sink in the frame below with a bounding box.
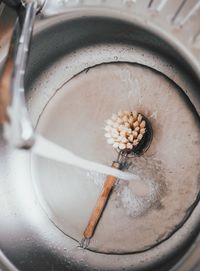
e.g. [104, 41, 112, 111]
[0, 1, 200, 270]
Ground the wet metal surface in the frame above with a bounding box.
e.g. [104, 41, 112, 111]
[0, 2, 200, 271]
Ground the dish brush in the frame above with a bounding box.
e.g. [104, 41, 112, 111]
[81, 110, 152, 248]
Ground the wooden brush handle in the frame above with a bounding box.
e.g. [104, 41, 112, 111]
[83, 162, 120, 240]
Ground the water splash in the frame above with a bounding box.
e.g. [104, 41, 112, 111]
[115, 157, 166, 217]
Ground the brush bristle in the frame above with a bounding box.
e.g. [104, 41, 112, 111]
[104, 111, 146, 150]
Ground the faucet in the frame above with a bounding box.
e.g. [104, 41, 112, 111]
[0, 0, 45, 148]
[0, 0, 78, 149]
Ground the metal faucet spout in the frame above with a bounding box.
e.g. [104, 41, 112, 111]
[0, 1, 43, 148]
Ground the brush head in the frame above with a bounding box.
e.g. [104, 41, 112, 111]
[104, 111, 146, 152]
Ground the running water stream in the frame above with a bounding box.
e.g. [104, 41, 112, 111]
[32, 134, 149, 195]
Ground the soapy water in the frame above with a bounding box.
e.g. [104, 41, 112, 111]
[115, 157, 166, 217]
[87, 156, 166, 217]
[117, 178, 161, 217]
[33, 135, 140, 182]
[86, 170, 149, 197]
